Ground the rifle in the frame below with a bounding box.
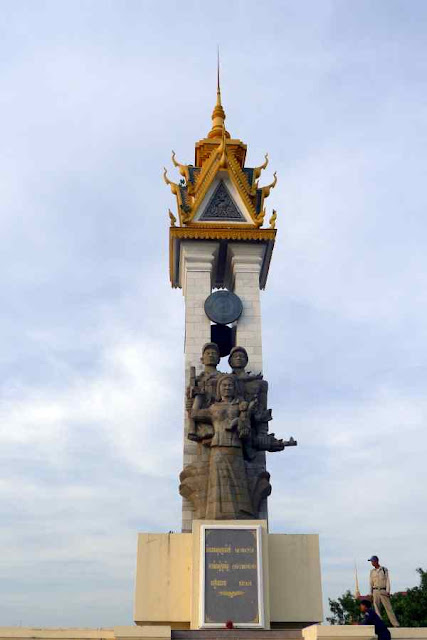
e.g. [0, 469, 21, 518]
[187, 366, 198, 441]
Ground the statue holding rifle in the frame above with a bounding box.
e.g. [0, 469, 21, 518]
[179, 343, 297, 520]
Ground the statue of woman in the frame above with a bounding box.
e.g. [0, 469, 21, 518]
[191, 375, 256, 519]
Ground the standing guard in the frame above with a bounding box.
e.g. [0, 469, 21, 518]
[369, 555, 400, 627]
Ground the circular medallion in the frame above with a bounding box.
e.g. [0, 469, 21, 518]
[204, 290, 243, 325]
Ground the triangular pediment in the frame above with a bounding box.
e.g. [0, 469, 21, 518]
[192, 172, 256, 225]
[199, 180, 245, 222]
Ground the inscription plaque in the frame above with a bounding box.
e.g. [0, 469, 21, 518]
[200, 525, 264, 627]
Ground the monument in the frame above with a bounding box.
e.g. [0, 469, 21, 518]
[1, 64, 422, 640]
[134, 72, 323, 632]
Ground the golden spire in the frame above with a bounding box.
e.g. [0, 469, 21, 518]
[354, 562, 361, 599]
[208, 48, 230, 139]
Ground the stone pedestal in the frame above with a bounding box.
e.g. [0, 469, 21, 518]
[134, 522, 323, 630]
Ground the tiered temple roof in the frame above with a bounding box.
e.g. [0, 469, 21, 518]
[165, 73, 278, 288]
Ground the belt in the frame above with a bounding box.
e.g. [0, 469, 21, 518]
[373, 587, 387, 590]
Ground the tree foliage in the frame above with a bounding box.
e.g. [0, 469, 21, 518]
[327, 568, 427, 627]
[327, 590, 361, 625]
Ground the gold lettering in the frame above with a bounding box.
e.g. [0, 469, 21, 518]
[234, 547, 255, 554]
[208, 562, 230, 572]
[218, 590, 245, 599]
[206, 546, 231, 554]
[231, 563, 257, 570]
[239, 580, 252, 586]
[210, 579, 227, 587]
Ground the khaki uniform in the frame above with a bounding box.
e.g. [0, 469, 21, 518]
[370, 566, 399, 627]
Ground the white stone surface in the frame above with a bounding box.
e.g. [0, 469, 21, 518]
[227, 243, 265, 373]
[180, 241, 219, 531]
[226, 243, 268, 521]
[179, 241, 272, 530]
[0, 629, 171, 640]
[302, 628, 427, 640]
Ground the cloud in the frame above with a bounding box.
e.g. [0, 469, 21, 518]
[1, 0, 426, 627]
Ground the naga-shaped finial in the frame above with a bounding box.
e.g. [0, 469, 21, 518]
[261, 171, 277, 199]
[168, 209, 177, 227]
[163, 167, 179, 195]
[269, 209, 277, 229]
[255, 208, 266, 228]
[254, 153, 269, 180]
[171, 150, 190, 184]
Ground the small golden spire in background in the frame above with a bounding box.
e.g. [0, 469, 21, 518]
[355, 562, 361, 599]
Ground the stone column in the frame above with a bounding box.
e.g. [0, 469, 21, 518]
[228, 244, 265, 373]
[180, 241, 219, 532]
[228, 243, 268, 522]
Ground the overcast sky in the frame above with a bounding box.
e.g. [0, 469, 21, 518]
[1, 0, 426, 628]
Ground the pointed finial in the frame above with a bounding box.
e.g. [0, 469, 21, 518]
[208, 48, 229, 139]
[216, 45, 221, 106]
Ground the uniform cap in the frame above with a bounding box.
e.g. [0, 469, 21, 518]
[202, 342, 220, 355]
[228, 346, 248, 365]
[368, 555, 379, 562]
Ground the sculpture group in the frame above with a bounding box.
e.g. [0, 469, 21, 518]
[179, 343, 297, 520]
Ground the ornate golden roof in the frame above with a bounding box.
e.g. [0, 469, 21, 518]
[164, 76, 278, 230]
[165, 72, 278, 288]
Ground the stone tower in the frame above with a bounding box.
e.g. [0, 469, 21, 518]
[164, 76, 278, 533]
[133, 71, 322, 632]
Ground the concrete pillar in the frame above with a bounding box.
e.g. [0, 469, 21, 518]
[228, 243, 265, 373]
[180, 241, 219, 532]
[227, 243, 268, 522]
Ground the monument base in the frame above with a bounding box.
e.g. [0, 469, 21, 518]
[2, 625, 426, 640]
[134, 521, 323, 630]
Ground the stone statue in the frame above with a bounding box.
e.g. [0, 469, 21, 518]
[187, 342, 223, 441]
[190, 374, 256, 519]
[228, 346, 286, 454]
[179, 343, 297, 520]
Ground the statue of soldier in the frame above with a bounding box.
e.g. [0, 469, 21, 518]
[228, 345, 297, 516]
[180, 342, 223, 517]
[228, 346, 292, 454]
[180, 343, 296, 519]
[186, 342, 223, 441]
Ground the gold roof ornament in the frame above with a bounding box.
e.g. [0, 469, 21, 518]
[207, 52, 230, 140]
[168, 209, 177, 227]
[254, 153, 269, 181]
[171, 150, 191, 185]
[163, 167, 179, 195]
[261, 171, 277, 199]
[269, 209, 277, 229]
[165, 59, 280, 286]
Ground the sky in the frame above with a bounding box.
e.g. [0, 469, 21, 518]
[1, 0, 426, 628]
